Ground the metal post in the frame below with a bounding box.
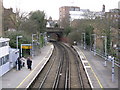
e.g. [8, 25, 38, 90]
[21, 44, 22, 57]
[84, 33, 86, 49]
[39, 33, 41, 53]
[94, 34, 96, 56]
[82, 33, 86, 49]
[16, 36, 22, 57]
[32, 34, 36, 58]
[104, 36, 107, 66]
[16, 36, 18, 50]
[32, 34, 34, 58]
[81, 35, 82, 47]
[112, 57, 114, 82]
[90, 34, 91, 51]
[91, 34, 96, 55]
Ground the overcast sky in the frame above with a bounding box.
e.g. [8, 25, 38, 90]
[3, 0, 120, 20]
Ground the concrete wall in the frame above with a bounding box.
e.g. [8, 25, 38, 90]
[0, 62, 10, 76]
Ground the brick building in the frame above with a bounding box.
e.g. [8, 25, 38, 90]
[105, 9, 119, 28]
[59, 6, 80, 28]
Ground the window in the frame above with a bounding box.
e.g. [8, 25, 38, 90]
[70, 7, 74, 11]
[75, 8, 80, 11]
[2, 42, 8, 46]
[0, 55, 9, 66]
[0, 41, 9, 47]
[5, 55, 9, 63]
[0, 57, 4, 66]
[63, 15, 65, 18]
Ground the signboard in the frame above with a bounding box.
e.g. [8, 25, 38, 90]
[22, 46, 32, 49]
[21, 44, 32, 49]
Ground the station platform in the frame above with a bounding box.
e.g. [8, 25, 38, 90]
[73, 45, 118, 89]
[1, 43, 54, 89]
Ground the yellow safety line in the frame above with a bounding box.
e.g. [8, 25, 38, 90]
[16, 45, 53, 89]
[16, 59, 44, 88]
[80, 49, 104, 88]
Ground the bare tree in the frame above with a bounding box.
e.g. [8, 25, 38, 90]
[9, 8, 28, 31]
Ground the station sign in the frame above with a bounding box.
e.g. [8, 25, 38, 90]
[21, 44, 32, 49]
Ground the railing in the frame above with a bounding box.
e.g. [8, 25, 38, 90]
[91, 49, 120, 67]
[79, 43, 120, 67]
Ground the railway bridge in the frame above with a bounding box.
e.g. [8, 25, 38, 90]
[46, 27, 64, 41]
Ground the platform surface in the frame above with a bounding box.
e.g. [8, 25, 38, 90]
[73, 45, 118, 88]
[1, 43, 54, 89]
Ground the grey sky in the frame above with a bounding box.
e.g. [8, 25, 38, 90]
[3, 0, 120, 20]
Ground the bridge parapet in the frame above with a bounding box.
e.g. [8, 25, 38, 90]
[46, 27, 64, 33]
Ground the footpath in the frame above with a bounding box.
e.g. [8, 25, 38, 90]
[73, 45, 118, 89]
[1, 43, 54, 89]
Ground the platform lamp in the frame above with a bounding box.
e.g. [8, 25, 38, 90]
[16, 36, 23, 58]
[16, 36, 23, 50]
[101, 35, 107, 67]
[32, 34, 37, 58]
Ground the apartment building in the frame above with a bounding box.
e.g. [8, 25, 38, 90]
[59, 6, 80, 28]
[105, 9, 119, 25]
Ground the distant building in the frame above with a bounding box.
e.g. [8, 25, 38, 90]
[59, 6, 106, 28]
[69, 9, 90, 21]
[105, 9, 119, 28]
[59, 6, 80, 28]
[0, 37, 19, 76]
[104, 9, 119, 54]
[46, 17, 59, 28]
[69, 9, 105, 27]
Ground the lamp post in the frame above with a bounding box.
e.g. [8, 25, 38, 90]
[101, 36, 107, 66]
[16, 36, 23, 50]
[32, 34, 37, 58]
[92, 34, 96, 56]
[81, 34, 82, 47]
[82, 33, 86, 49]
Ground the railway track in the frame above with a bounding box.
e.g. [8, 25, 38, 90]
[28, 42, 91, 89]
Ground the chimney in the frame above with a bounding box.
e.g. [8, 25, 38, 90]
[102, 4, 105, 12]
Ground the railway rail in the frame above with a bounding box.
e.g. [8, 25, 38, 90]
[28, 42, 91, 89]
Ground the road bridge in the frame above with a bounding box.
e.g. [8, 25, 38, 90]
[46, 27, 64, 41]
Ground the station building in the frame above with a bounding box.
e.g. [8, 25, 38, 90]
[0, 37, 19, 76]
